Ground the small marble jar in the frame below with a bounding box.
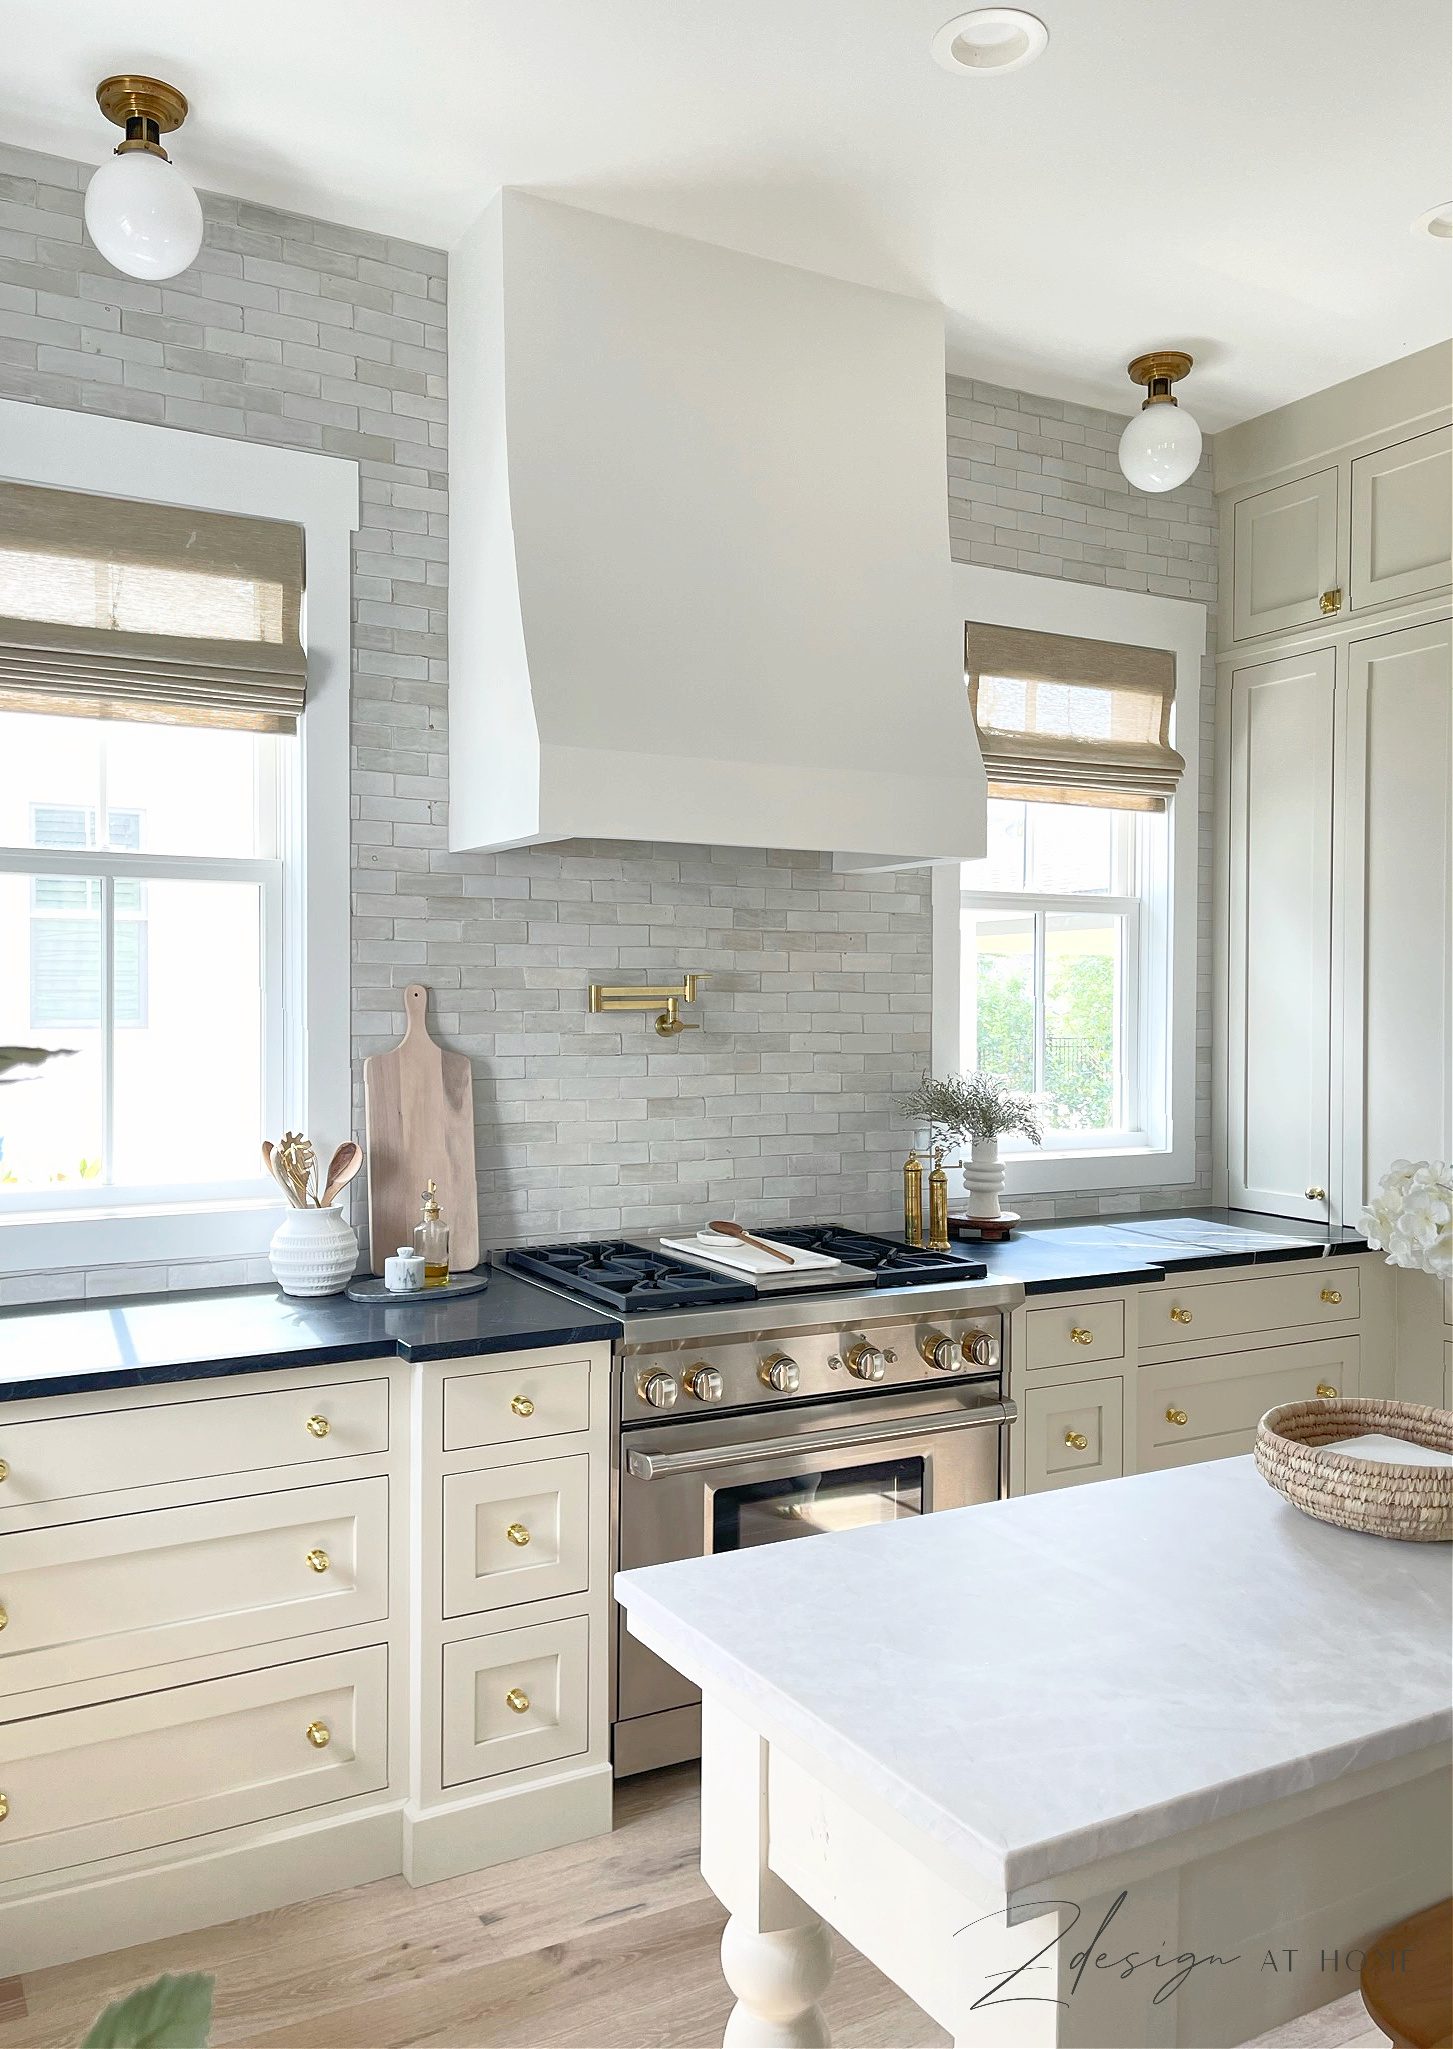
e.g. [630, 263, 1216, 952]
[269, 1204, 359, 1298]
[384, 1245, 425, 1293]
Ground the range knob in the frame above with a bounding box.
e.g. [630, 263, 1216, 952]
[637, 1370, 679, 1410]
[843, 1341, 887, 1382]
[920, 1331, 966, 1374]
[759, 1353, 800, 1394]
[962, 1332, 998, 1369]
[683, 1365, 724, 1404]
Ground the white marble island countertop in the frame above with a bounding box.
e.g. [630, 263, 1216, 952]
[615, 1458, 1452, 1897]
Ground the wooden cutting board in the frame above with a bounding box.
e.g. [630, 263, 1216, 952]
[363, 983, 479, 1276]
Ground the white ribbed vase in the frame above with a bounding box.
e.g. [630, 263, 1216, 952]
[960, 1136, 1005, 1221]
[269, 1205, 359, 1297]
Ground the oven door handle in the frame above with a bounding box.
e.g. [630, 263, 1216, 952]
[623, 1399, 1016, 1480]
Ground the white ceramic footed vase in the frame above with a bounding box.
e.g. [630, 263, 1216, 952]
[960, 1136, 1005, 1221]
[269, 1204, 359, 1297]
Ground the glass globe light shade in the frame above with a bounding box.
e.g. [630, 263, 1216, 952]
[1117, 400, 1203, 493]
[84, 149, 203, 280]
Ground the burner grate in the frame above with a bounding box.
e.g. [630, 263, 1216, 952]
[758, 1225, 986, 1287]
[504, 1240, 755, 1312]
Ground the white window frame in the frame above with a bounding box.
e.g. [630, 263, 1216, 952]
[0, 399, 357, 1276]
[933, 564, 1204, 1196]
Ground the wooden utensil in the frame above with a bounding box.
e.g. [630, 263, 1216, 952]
[264, 1139, 305, 1208]
[277, 1131, 317, 1207]
[706, 1220, 795, 1264]
[363, 984, 479, 1277]
[321, 1141, 363, 1208]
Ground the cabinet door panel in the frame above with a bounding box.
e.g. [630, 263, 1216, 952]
[1023, 1377, 1123, 1492]
[1227, 650, 1335, 1218]
[1350, 427, 1452, 610]
[441, 1456, 590, 1618]
[1232, 470, 1338, 639]
[441, 1616, 589, 1786]
[1343, 618, 1453, 1208]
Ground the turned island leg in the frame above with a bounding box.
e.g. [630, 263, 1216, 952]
[701, 1698, 836, 2048]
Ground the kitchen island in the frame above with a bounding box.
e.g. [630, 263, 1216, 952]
[616, 1457, 1452, 2048]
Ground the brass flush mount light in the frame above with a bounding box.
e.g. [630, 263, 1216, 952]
[84, 74, 204, 281]
[1117, 350, 1203, 494]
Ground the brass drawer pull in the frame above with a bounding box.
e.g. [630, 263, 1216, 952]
[505, 1687, 531, 1715]
[306, 1414, 330, 1439]
[1063, 1430, 1089, 1451]
[510, 1395, 536, 1418]
[305, 1548, 331, 1574]
[0, 1791, 8, 1822]
[0, 1604, 8, 1631]
[1170, 1307, 1192, 1324]
[1316, 1382, 1339, 1400]
[305, 1721, 331, 1748]
[1070, 1327, 1094, 1345]
[1320, 1288, 1342, 1305]
[506, 1522, 531, 1548]
[1166, 1407, 1189, 1426]
[0, 1458, 9, 1483]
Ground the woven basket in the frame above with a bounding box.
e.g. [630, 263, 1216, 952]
[1255, 1396, 1453, 1542]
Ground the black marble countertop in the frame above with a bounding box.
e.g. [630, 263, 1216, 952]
[967, 1207, 1371, 1296]
[0, 1269, 621, 1405]
[0, 1208, 1373, 1402]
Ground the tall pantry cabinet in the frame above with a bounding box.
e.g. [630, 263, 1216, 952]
[1214, 352, 1452, 1234]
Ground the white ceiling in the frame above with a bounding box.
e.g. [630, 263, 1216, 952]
[6, 0, 1450, 429]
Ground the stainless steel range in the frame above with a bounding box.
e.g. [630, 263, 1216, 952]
[504, 1228, 1023, 1777]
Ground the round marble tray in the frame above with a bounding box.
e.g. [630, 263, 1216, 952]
[344, 1268, 491, 1304]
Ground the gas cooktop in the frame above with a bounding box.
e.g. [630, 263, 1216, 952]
[504, 1226, 985, 1314]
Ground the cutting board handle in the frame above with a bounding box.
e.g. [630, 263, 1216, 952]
[401, 983, 430, 1040]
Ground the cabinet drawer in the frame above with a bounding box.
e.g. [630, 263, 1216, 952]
[442, 1455, 590, 1618]
[1140, 1338, 1360, 1469]
[443, 1356, 592, 1452]
[1351, 426, 1452, 610]
[0, 1478, 388, 1696]
[1023, 1377, 1123, 1493]
[1142, 1266, 1359, 1348]
[1024, 1299, 1125, 1371]
[0, 1645, 387, 1882]
[442, 1615, 588, 1786]
[0, 1377, 389, 1511]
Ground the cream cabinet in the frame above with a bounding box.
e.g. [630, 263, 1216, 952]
[1350, 426, 1452, 610]
[1139, 1335, 1361, 1471]
[1232, 468, 1339, 640]
[1022, 1376, 1124, 1491]
[1225, 647, 1335, 1219]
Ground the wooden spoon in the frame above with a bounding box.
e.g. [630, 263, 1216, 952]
[706, 1219, 795, 1265]
[321, 1141, 363, 1208]
[264, 1140, 305, 1207]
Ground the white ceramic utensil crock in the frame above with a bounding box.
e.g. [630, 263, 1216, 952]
[269, 1204, 359, 1297]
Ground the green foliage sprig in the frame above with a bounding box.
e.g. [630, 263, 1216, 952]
[82, 1974, 215, 2049]
[896, 1069, 1044, 1150]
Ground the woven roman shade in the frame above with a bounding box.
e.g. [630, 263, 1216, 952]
[0, 481, 306, 733]
[966, 622, 1185, 812]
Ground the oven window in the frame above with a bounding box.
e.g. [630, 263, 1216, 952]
[712, 1457, 924, 1552]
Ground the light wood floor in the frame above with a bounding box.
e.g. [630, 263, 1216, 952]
[0, 1766, 1390, 2049]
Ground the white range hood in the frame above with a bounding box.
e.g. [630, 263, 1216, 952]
[448, 192, 985, 862]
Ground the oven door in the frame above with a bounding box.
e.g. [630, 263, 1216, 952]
[616, 1386, 1014, 1724]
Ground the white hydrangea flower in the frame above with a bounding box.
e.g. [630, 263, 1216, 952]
[1359, 1159, 1453, 1279]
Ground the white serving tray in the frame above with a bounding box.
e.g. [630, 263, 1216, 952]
[658, 1232, 841, 1277]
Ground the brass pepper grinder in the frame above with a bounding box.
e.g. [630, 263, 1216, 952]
[902, 1149, 925, 1248]
[414, 1179, 450, 1287]
[927, 1147, 951, 1253]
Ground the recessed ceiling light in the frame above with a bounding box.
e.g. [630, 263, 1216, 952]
[1411, 202, 1453, 240]
[932, 8, 1049, 75]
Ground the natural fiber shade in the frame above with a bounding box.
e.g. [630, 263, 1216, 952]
[967, 621, 1185, 812]
[0, 480, 305, 733]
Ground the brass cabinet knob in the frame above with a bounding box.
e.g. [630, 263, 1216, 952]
[305, 1721, 331, 1748]
[1319, 589, 1342, 615]
[0, 1458, 9, 1483]
[506, 1522, 531, 1548]
[1316, 1383, 1339, 1400]
[1170, 1307, 1193, 1324]
[1305, 1186, 1326, 1202]
[1166, 1407, 1189, 1426]
[0, 1604, 9, 1631]
[505, 1687, 531, 1715]
[306, 1414, 330, 1439]
[0, 1791, 8, 1822]
[305, 1548, 331, 1574]
[1064, 1430, 1090, 1451]
[1070, 1327, 1094, 1345]
[1320, 1288, 1342, 1305]
[510, 1395, 536, 1418]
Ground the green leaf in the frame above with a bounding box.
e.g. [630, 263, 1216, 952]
[81, 1973, 215, 2049]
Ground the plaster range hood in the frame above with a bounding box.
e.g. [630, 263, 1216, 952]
[448, 191, 986, 864]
